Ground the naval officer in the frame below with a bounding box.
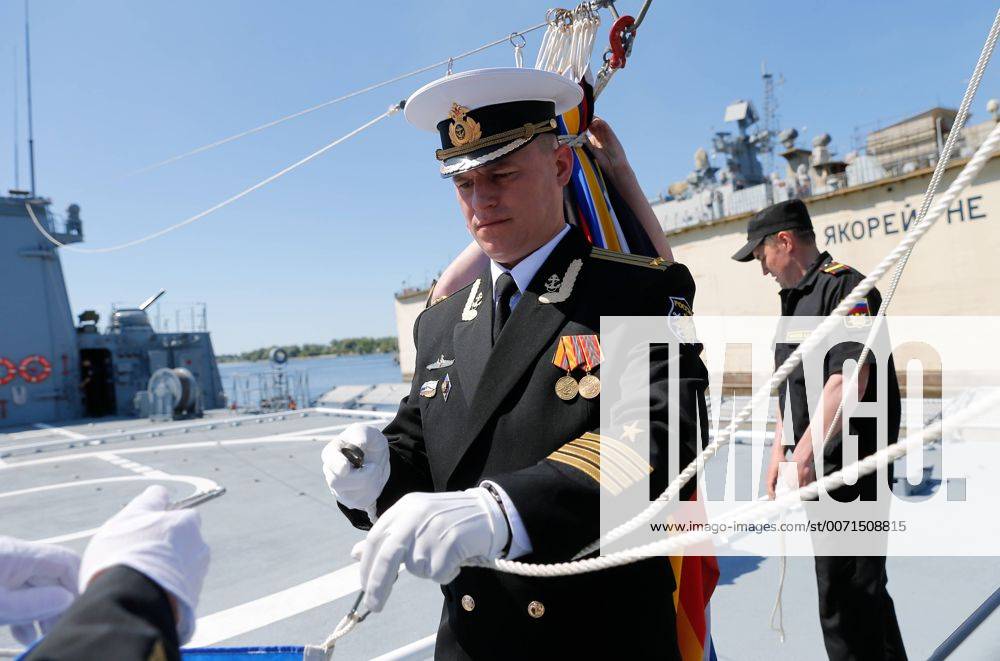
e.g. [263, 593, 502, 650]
[732, 199, 906, 660]
[322, 67, 710, 660]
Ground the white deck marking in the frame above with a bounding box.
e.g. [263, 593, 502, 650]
[1, 407, 391, 456]
[370, 634, 437, 661]
[32, 423, 88, 440]
[95, 452, 171, 478]
[36, 526, 102, 544]
[0, 474, 217, 501]
[0, 432, 348, 471]
[187, 563, 364, 646]
[0, 474, 220, 544]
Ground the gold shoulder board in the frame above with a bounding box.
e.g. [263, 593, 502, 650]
[589, 247, 672, 270]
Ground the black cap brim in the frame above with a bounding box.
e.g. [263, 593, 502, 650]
[731, 236, 764, 262]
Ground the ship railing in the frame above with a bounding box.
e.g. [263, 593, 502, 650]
[111, 301, 209, 333]
[30, 203, 84, 245]
[228, 368, 311, 414]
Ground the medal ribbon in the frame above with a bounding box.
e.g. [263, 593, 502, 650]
[573, 335, 602, 372]
[562, 336, 581, 372]
[552, 336, 579, 371]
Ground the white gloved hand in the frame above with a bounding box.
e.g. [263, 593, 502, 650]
[79, 485, 210, 644]
[321, 423, 390, 518]
[351, 488, 509, 613]
[0, 536, 80, 645]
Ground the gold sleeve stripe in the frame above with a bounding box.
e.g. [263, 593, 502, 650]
[570, 437, 651, 480]
[577, 432, 653, 475]
[548, 450, 624, 495]
[557, 444, 631, 488]
[566, 439, 641, 483]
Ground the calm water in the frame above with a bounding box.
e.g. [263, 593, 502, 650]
[218, 353, 403, 404]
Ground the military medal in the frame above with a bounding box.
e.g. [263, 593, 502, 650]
[441, 373, 452, 401]
[420, 380, 438, 398]
[552, 336, 580, 401]
[575, 335, 602, 400]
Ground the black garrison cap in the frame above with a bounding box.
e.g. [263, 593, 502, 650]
[731, 199, 814, 262]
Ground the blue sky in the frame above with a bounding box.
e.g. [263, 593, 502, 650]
[2, 1, 998, 353]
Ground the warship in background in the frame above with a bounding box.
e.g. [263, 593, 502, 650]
[0, 195, 226, 427]
[390, 73, 1000, 382]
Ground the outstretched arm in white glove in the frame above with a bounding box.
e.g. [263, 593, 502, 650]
[321, 423, 391, 520]
[351, 488, 510, 613]
[0, 537, 80, 645]
[79, 485, 210, 644]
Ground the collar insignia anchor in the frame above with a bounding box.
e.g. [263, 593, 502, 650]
[544, 273, 562, 292]
[539, 259, 582, 304]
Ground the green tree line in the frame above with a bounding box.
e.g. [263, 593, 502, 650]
[218, 336, 398, 363]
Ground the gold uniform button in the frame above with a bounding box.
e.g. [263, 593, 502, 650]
[461, 595, 476, 612]
[527, 600, 545, 618]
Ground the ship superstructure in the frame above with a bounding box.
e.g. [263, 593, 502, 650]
[0, 193, 225, 427]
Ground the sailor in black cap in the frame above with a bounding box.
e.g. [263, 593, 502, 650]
[322, 67, 709, 660]
[734, 199, 907, 660]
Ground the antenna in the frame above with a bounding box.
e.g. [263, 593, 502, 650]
[24, 0, 37, 196]
[12, 47, 20, 190]
[760, 60, 781, 175]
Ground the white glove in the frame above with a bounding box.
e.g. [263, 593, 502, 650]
[351, 488, 509, 613]
[0, 537, 80, 645]
[79, 485, 210, 644]
[321, 423, 391, 518]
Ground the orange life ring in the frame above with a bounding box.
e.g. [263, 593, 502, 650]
[0, 357, 16, 386]
[18, 355, 52, 384]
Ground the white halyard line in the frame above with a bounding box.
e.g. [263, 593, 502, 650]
[187, 563, 363, 647]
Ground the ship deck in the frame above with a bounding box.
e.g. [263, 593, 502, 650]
[2, 408, 998, 659]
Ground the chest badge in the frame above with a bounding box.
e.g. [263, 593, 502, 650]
[427, 355, 455, 370]
[544, 273, 562, 292]
[420, 380, 438, 398]
[441, 373, 452, 401]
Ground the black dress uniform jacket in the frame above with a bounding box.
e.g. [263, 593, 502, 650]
[340, 227, 709, 660]
[25, 565, 178, 661]
[773, 251, 907, 661]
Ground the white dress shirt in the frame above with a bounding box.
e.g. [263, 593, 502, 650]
[480, 223, 571, 559]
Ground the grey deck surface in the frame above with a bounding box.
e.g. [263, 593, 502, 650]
[1, 409, 998, 659]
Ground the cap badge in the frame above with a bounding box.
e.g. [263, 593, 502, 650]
[448, 103, 482, 147]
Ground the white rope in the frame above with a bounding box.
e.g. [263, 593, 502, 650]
[308, 610, 362, 658]
[130, 24, 548, 177]
[25, 104, 402, 254]
[765, 11, 999, 642]
[819, 8, 1000, 456]
[568, 118, 1000, 559]
[471, 385, 1000, 577]
[475, 119, 1000, 577]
